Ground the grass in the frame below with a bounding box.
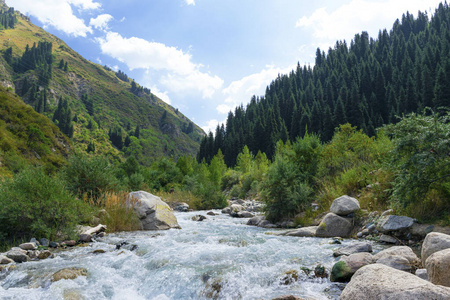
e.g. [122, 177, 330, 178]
[95, 192, 141, 232]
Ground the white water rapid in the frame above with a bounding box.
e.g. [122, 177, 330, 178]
[0, 211, 381, 299]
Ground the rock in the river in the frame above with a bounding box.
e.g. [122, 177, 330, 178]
[425, 248, 450, 287]
[79, 234, 92, 243]
[333, 242, 372, 257]
[192, 215, 207, 222]
[230, 204, 245, 213]
[49, 241, 58, 248]
[247, 215, 265, 226]
[373, 246, 420, 266]
[174, 202, 189, 212]
[129, 191, 180, 230]
[284, 226, 318, 237]
[331, 252, 373, 282]
[421, 232, 450, 265]
[316, 213, 353, 238]
[340, 264, 450, 300]
[38, 250, 52, 260]
[378, 215, 415, 233]
[379, 234, 398, 244]
[221, 207, 231, 214]
[236, 211, 254, 218]
[52, 267, 88, 282]
[376, 255, 412, 272]
[0, 255, 13, 264]
[330, 195, 360, 216]
[206, 211, 217, 216]
[19, 242, 37, 250]
[271, 296, 303, 300]
[6, 249, 29, 263]
[416, 269, 428, 281]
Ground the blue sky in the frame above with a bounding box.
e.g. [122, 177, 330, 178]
[6, 0, 443, 132]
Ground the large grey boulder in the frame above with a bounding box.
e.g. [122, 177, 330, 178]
[373, 246, 420, 266]
[378, 215, 415, 233]
[425, 248, 450, 287]
[421, 232, 450, 265]
[284, 226, 318, 237]
[340, 264, 450, 300]
[331, 252, 373, 282]
[315, 213, 353, 238]
[333, 242, 372, 257]
[129, 191, 180, 230]
[330, 195, 360, 216]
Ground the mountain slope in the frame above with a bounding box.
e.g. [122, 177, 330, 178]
[0, 86, 70, 176]
[0, 4, 204, 166]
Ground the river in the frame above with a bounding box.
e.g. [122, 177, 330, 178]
[0, 211, 381, 299]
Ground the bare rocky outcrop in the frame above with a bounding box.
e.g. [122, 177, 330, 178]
[340, 264, 450, 300]
[373, 246, 420, 267]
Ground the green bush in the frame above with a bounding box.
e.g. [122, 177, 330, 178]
[0, 166, 89, 243]
[384, 110, 450, 219]
[62, 153, 118, 203]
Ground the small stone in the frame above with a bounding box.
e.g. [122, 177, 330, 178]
[38, 250, 52, 260]
[333, 242, 373, 257]
[192, 215, 207, 221]
[379, 234, 398, 244]
[79, 234, 92, 243]
[49, 241, 58, 248]
[281, 270, 299, 285]
[93, 249, 106, 254]
[206, 211, 216, 216]
[416, 269, 428, 281]
[357, 232, 363, 238]
[96, 232, 105, 238]
[314, 265, 329, 278]
[39, 238, 49, 247]
[361, 229, 370, 236]
[51, 267, 88, 282]
[19, 242, 37, 250]
[0, 255, 14, 265]
[30, 238, 39, 245]
[367, 224, 376, 232]
[61, 240, 77, 247]
[27, 250, 40, 260]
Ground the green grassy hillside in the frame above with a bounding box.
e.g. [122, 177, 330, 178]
[0, 86, 70, 176]
[0, 4, 203, 169]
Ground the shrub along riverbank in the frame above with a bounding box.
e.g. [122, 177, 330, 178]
[0, 110, 448, 250]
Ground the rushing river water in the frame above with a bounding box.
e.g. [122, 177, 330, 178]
[0, 211, 383, 300]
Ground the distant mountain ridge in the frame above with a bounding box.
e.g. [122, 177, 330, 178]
[0, 2, 204, 170]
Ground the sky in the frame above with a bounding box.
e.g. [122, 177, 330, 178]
[5, 0, 443, 133]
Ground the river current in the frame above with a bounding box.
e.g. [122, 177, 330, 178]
[0, 211, 380, 299]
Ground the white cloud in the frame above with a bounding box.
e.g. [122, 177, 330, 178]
[184, 0, 195, 6]
[7, 0, 101, 37]
[201, 119, 226, 134]
[296, 0, 441, 47]
[96, 31, 223, 98]
[150, 86, 172, 105]
[219, 64, 294, 114]
[90, 14, 113, 31]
